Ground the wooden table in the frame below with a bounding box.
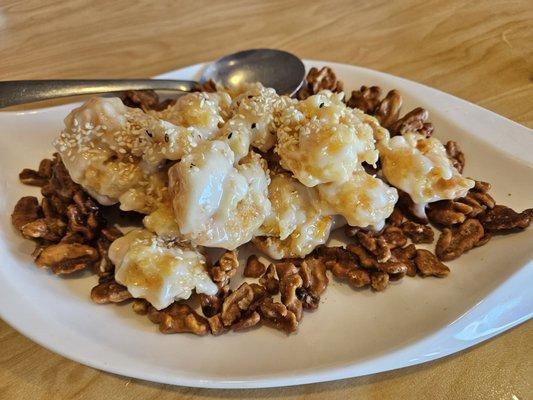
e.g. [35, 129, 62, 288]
[1, 1, 531, 398]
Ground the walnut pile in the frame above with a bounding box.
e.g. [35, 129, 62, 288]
[11, 68, 532, 338]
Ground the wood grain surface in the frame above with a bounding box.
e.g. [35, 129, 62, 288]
[0, 0, 532, 399]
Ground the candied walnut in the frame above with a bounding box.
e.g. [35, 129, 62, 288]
[19, 169, 48, 187]
[306, 66, 343, 93]
[387, 207, 405, 226]
[159, 303, 209, 336]
[346, 85, 382, 113]
[456, 195, 484, 217]
[300, 258, 328, 298]
[376, 260, 408, 275]
[38, 158, 53, 179]
[435, 219, 485, 261]
[356, 231, 391, 263]
[414, 249, 450, 277]
[347, 268, 371, 288]
[328, 258, 371, 288]
[45, 157, 80, 200]
[243, 254, 267, 278]
[274, 262, 298, 280]
[389, 107, 432, 137]
[381, 226, 408, 248]
[371, 271, 389, 291]
[280, 273, 303, 321]
[391, 244, 417, 277]
[249, 283, 268, 305]
[375, 90, 403, 128]
[465, 190, 495, 210]
[315, 245, 356, 264]
[346, 243, 377, 269]
[94, 236, 115, 277]
[146, 305, 163, 324]
[210, 250, 238, 286]
[132, 299, 150, 315]
[481, 205, 532, 231]
[207, 314, 225, 336]
[45, 194, 69, 216]
[121, 90, 159, 110]
[232, 311, 261, 332]
[297, 67, 343, 99]
[60, 232, 85, 244]
[41, 197, 60, 219]
[401, 221, 434, 244]
[31, 243, 46, 260]
[12, 196, 41, 231]
[474, 180, 491, 193]
[35, 243, 99, 274]
[475, 232, 492, 247]
[259, 264, 280, 295]
[66, 203, 100, 242]
[220, 283, 254, 327]
[100, 227, 123, 242]
[90, 279, 131, 304]
[72, 190, 99, 214]
[199, 285, 230, 318]
[192, 79, 217, 93]
[427, 200, 472, 226]
[20, 218, 66, 242]
[445, 141, 465, 173]
[258, 297, 298, 334]
[327, 258, 355, 279]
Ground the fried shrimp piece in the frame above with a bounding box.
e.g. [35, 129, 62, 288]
[109, 229, 217, 310]
[54, 97, 203, 213]
[317, 170, 398, 231]
[276, 90, 381, 187]
[154, 91, 232, 140]
[379, 133, 474, 211]
[168, 140, 271, 250]
[254, 173, 333, 259]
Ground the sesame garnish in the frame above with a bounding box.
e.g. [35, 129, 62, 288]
[251, 123, 257, 129]
[228, 132, 233, 139]
[146, 130, 153, 138]
[164, 134, 169, 143]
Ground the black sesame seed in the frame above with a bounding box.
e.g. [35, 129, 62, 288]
[247, 95, 253, 99]
[319, 103, 324, 108]
[190, 163, 196, 169]
[251, 123, 257, 129]
[228, 132, 233, 139]
[145, 130, 153, 137]
[164, 134, 169, 142]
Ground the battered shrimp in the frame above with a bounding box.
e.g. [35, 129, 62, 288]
[54, 97, 203, 213]
[168, 140, 271, 250]
[154, 91, 232, 140]
[317, 170, 398, 231]
[108, 229, 217, 310]
[216, 83, 295, 162]
[275, 90, 381, 187]
[254, 173, 333, 259]
[379, 133, 474, 210]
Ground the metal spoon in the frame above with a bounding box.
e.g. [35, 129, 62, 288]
[0, 49, 305, 109]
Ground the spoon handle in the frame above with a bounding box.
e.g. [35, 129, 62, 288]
[0, 79, 198, 109]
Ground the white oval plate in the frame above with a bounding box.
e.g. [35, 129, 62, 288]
[0, 61, 532, 389]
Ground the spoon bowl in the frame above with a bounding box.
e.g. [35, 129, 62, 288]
[200, 48, 305, 96]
